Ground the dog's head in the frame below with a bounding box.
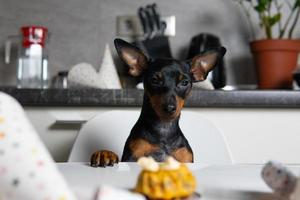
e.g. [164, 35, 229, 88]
[114, 38, 226, 121]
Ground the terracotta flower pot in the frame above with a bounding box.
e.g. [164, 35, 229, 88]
[250, 39, 300, 89]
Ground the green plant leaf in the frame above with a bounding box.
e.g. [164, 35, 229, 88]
[255, 4, 266, 12]
[262, 16, 270, 27]
[269, 13, 281, 26]
[261, 13, 281, 27]
[254, 0, 273, 12]
[294, 0, 300, 9]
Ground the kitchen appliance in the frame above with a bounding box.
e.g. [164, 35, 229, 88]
[186, 33, 226, 89]
[5, 26, 49, 88]
[52, 71, 68, 89]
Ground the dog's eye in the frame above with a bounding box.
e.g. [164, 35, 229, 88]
[179, 79, 189, 87]
[150, 77, 162, 86]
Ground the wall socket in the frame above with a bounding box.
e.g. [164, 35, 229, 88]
[116, 15, 176, 37]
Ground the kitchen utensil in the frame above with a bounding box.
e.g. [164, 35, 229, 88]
[138, 7, 151, 40]
[148, 4, 166, 37]
[143, 6, 155, 39]
[135, 4, 172, 59]
[186, 33, 226, 89]
[52, 71, 68, 89]
[5, 26, 49, 88]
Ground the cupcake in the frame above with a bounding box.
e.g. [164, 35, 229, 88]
[134, 157, 196, 200]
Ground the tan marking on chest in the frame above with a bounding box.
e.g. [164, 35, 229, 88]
[129, 139, 159, 159]
[175, 96, 185, 118]
[171, 147, 193, 163]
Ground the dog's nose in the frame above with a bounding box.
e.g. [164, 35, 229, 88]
[164, 104, 176, 113]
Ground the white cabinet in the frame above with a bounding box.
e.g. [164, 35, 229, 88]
[25, 107, 300, 164]
[195, 108, 300, 164]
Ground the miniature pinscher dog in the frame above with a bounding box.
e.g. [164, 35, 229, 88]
[90, 38, 226, 167]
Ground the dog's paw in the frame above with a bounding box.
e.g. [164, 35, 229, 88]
[90, 150, 119, 167]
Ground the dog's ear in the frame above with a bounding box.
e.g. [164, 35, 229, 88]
[114, 38, 148, 77]
[189, 47, 226, 82]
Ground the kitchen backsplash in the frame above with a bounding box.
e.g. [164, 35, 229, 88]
[0, 0, 299, 87]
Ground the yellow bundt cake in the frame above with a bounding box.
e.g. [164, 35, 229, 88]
[134, 157, 196, 200]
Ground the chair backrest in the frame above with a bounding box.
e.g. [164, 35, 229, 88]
[68, 110, 233, 164]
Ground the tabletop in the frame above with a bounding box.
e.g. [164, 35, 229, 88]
[57, 162, 300, 200]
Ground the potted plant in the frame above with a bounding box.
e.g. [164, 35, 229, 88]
[234, 0, 300, 89]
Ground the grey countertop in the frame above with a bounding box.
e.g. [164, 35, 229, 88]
[1, 88, 300, 108]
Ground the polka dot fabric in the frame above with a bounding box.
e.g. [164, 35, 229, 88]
[0, 92, 77, 200]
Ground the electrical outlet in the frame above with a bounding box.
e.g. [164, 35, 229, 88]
[116, 15, 176, 37]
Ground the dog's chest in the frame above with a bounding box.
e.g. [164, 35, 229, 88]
[145, 135, 193, 162]
[148, 144, 193, 163]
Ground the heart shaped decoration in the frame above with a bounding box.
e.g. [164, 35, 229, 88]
[68, 44, 122, 89]
[68, 62, 102, 88]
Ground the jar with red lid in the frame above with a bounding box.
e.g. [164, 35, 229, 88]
[5, 26, 49, 88]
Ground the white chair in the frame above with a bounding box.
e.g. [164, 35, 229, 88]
[68, 110, 233, 164]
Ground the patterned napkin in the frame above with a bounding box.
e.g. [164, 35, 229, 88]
[261, 160, 300, 199]
[0, 92, 77, 200]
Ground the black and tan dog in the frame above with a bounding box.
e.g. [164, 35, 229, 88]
[91, 38, 226, 167]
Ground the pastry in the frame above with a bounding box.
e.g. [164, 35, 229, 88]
[135, 157, 196, 200]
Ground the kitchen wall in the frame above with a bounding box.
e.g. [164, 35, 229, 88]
[0, 0, 299, 87]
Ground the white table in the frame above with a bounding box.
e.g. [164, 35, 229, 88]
[57, 162, 300, 200]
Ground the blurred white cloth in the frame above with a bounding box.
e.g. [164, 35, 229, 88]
[0, 92, 77, 200]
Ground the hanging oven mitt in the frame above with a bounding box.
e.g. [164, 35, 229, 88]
[0, 92, 77, 200]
